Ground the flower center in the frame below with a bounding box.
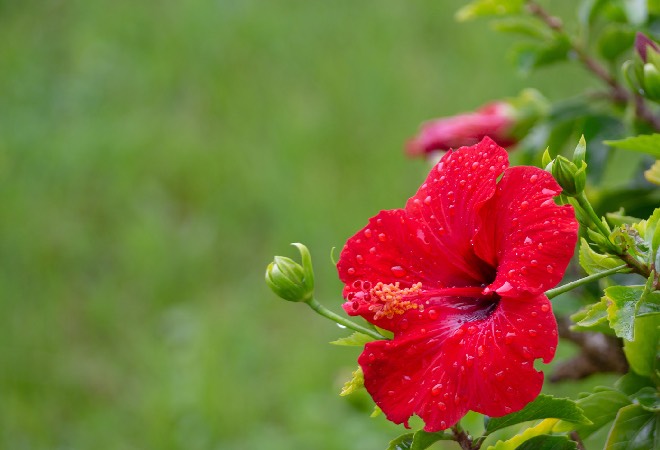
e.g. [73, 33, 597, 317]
[368, 281, 423, 320]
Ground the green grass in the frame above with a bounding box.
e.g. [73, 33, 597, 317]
[0, 1, 606, 448]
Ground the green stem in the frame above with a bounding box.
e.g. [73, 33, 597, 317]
[546, 264, 628, 299]
[306, 297, 388, 340]
[575, 192, 611, 238]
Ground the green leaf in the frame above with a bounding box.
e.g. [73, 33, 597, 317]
[488, 419, 559, 450]
[605, 404, 659, 450]
[339, 366, 364, 396]
[623, 313, 660, 377]
[573, 298, 611, 333]
[410, 430, 453, 449]
[455, 0, 524, 22]
[645, 160, 660, 185]
[604, 285, 643, 341]
[597, 24, 635, 61]
[606, 209, 641, 227]
[554, 389, 631, 438]
[514, 435, 577, 450]
[622, 0, 648, 25]
[387, 433, 413, 450]
[491, 17, 552, 40]
[330, 331, 376, 346]
[510, 37, 571, 75]
[615, 372, 655, 396]
[485, 395, 590, 434]
[631, 387, 660, 412]
[578, 238, 624, 275]
[605, 134, 660, 158]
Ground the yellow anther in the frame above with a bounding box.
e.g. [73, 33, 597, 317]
[369, 282, 423, 320]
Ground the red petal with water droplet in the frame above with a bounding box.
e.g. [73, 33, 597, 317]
[359, 295, 557, 431]
[472, 166, 578, 296]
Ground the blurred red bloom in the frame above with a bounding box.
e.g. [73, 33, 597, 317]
[337, 138, 578, 431]
[406, 102, 517, 156]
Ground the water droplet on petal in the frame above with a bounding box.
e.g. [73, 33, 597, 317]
[542, 188, 557, 195]
[530, 174, 538, 183]
[496, 282, 513, 294]
[437, 162, 444, 172]
[528, 329, 537, 337]
[454, 395, 461, 405]
[364, 229, 372, 238]
[391, 265, 406, 277]
[402, 375, 412, 383]
[546, 265, 554, 273]
[428, 309, 438, 320]
[440, 420, 447, 429]
[478, 345, 484, 357]
[413, 198, 421, 206]
[347, 267, 355, 275]
[431, 384, 442, 396]
[537, 243, 543, 250]
[424, 196, 432, 205]
[505, 332, 516, 344]
[471, 161, 479, 169]
[541, 304, 550, 313]
[368, 353, 376, 361]
[437, 402, 447, 411]
[530, 259, 538, 266]
[524, 237, 533, 245]
[356, 254, 364, 263]
[369, 247, 376, 254]
[467, 326, 477, 335]
[504, 407, 512, 414]
[378, 233, 387, 242]
[495, 371, 504, 380]
[520, 201, 529, 209]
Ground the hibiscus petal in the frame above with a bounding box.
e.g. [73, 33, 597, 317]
[473, 166, 578, 296]
[358, 295, 556, 432]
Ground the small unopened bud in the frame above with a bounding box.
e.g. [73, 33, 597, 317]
[635, 32, 660, 63]
[265, 243, 314, 302]
[552, 155, 587, 197]
[627, 33, 660, 101]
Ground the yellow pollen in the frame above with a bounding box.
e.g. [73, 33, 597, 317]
[369, 282, 423, 320]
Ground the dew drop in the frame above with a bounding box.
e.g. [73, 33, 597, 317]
[413, 198, 421, 206]
[347, 267, 356, 275]
[428, 309, 438, 320]
[528, 329, 538, 337]
[436, 162, 444, 172]
[537, 243, 543, 250]
[437, 402, 447, 411]
[466, 355, 474, 367]
[530, 259, 538, 267]
[454, 395, 461, 405]
[504, 407, 512, 414]
[531, 311, 538, 317]
[424, 195, 432, 205]
[471, 161, 479, 169]
[477, 345, 484, 357]
[402, 375, 412, 383]
[378, 233, 387, 242]
[546, 265, 554, 273]
[391, 265, 406, 277]
[388, 390, 395, 396]
[431, 384, 443, 396]
[530, 174, 538, 183]
[505, 332, 516, 344]
[522, 347, 532, 359]
[508, 269, 516, 277]
[524, 236, 533, 245]
[495, 371, 504, 380]
[541, 304, 550, 313]
[467, 326, 477, 335]
[364, 229, 372, 238]
[356, 254, 364, 263]
[369, 247, 376, 254]
[542, 188, 557, 195]
[520, 201, 529, 209]
[440, 421, 447, 429]
[368, 353, 376, 362]
[459, 180, 466, 186]
[400, 318, 409, 330]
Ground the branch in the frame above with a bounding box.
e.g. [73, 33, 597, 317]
[526, 0, 660, 131]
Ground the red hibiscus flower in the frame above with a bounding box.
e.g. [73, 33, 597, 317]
[406, 102, 517, 157]
[337, 137, 578, 431]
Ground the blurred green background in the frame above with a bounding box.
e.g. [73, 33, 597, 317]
[0, 1, 614, 449]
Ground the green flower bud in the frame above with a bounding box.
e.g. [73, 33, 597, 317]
[643, 63, 660, 100]
[552, 155, 587, 197]
[265, 243, 314, 302]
